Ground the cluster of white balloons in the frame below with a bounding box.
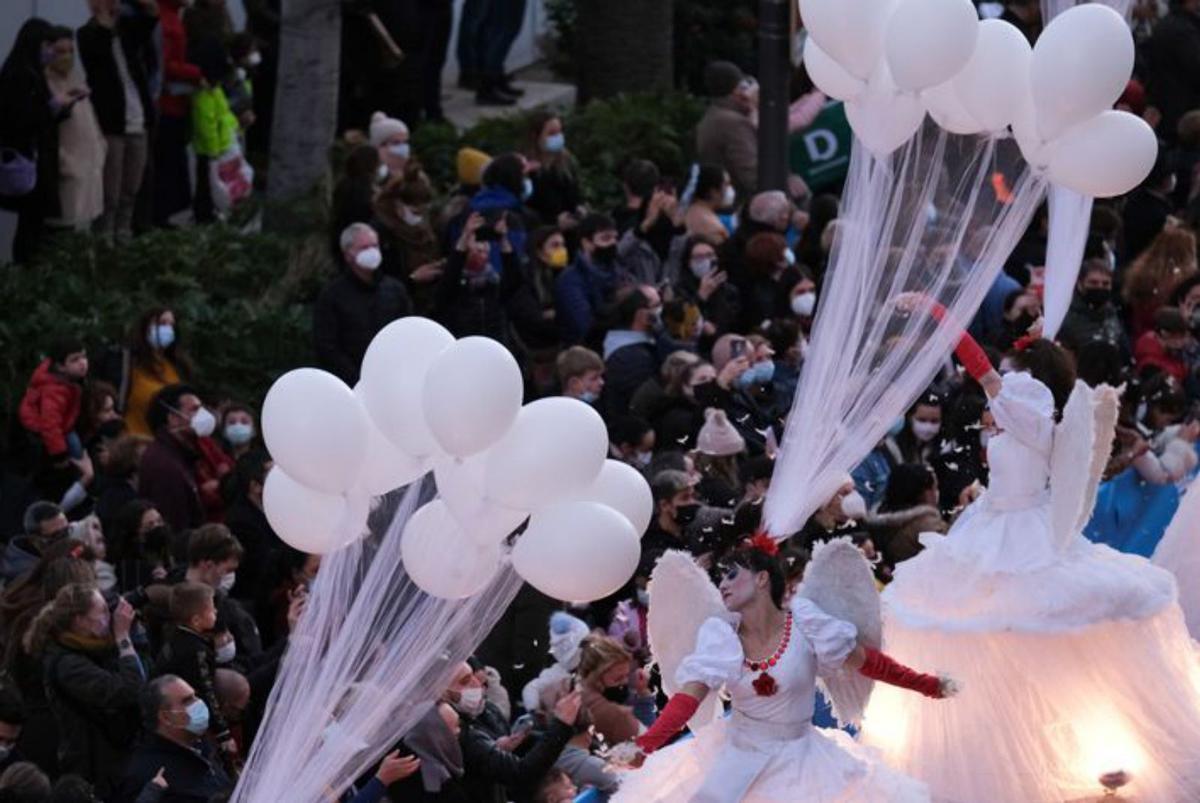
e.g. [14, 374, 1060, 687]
[801, 0, 1157, 198]
[259, 317, 653, 602]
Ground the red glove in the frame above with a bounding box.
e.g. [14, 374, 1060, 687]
[858, 647, 944, 699]
[634, 692, 700, 754]
[925, 299, 993, 382]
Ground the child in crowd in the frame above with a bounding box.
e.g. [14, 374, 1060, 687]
[19, 340, 89, 462]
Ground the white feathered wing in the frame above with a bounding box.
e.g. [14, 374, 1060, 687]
[797, 537, 882, 728]
[1050, 381, 1120, 550]
[646, 550, 730, 733]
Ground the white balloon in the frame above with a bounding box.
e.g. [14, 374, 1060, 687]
[922, 80, 983, 136]
[358, 317, 454, 459]
[351, 388, 429, 496]
[433, 453, 529, 544]
[262, 368, 368, 495]
[512, 502, 640, 602]
[1011, 93, 1050, 168]
[401, 500, 500, 599]
[485, 397, 608, 512]
[263, 467, 349, 554]
[1030, 3, 1134, 142]
[579, 460, 654, 535]
[1046, 111, 1158, 199]
[799, 0, 893, 80]
[845, 61, 926, 157]
[422, 337, 523, 458]
[884, 0, 978, 92]
[803, 38, 866, 101]
[952, 19, 1031, 134]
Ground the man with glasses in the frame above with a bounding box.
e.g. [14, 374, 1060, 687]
[1, 501, 70, 584]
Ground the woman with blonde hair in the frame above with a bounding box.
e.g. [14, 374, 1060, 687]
[1123, 225, 1198, 339]
[576, 634, 656, 747]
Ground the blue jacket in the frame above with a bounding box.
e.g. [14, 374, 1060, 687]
[555, 256, 631, 344]
[447, 186, 529, 276]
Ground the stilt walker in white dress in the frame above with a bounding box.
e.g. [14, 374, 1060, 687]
[863, 298, 1200, 802]
[613, 536, 954, 802]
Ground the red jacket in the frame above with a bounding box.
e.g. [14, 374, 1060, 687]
[157, 0, 202, 119]
[1134, 331, 1188, 383]
[18, 359, 82, 457]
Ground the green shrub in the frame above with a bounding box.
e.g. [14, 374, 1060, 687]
[0, 227, 321, 441]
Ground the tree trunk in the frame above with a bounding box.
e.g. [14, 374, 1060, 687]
[266, 0, 341, 224]
[576, 0, 673, 102]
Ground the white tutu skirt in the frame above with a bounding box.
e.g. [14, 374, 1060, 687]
[861, 602, 1200, 802]
[612, 715, 930, 802]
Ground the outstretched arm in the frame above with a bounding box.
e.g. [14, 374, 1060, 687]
[634, 681, 710, 754]
[896, 293, 1001, 398]
[848, 645, 954, 699]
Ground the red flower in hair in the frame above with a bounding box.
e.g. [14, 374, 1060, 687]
[746, 531, 779, 557]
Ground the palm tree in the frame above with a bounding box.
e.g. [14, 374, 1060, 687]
[576, 0, 674, 102]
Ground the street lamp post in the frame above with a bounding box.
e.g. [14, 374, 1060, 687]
[757, 0, 790, 193]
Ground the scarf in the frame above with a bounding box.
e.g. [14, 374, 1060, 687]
[58, 631, 113, 653]
[404, 705, 463, 793]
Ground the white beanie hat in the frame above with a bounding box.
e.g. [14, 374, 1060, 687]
[369, 111, 409, 147]
[696, 408, 746, 456]
[548, 611, 590, 670]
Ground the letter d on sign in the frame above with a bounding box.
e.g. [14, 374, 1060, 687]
[804, 130, 839, 162]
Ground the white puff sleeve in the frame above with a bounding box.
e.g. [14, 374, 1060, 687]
[990, 371, 1055, 455]
[675, 617, 743, 689]
[791, 597, 858, 675]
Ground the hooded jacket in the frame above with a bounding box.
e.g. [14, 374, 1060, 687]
[19, 358, 82, 457]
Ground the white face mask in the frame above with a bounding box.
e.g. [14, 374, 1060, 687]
[215, 640, 237, 664]
[634, 450, 653, 467]
[355, 247, 382, 271]
[690, 258, 714, 279]
[387, 143, 411, 160]
[246, 51, 262, 67]
[911, 420, 940, 443]
[376, 163, 388, 181]
[218, 571, 236, 592]
[791, 291, 816, 317]
[840, 490, 867, 521]
[456, 686, 485, 716]
[980, 429, 993, 450]
[783, 248, 796, 267]
[190, 407, 216, 438]
[401, 208, 424, 226]
[721, 185, 736, 207]
[636, 588, 650, 608]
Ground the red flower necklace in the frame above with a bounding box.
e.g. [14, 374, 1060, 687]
[744, 613, 792, 697]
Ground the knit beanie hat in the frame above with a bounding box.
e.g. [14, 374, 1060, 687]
[548, 611, 590, 670]
[696, 408, 746, 456]
[369, 111, 408, 147]
[704, 60, 745, 98]
[457, 147, 492, 187]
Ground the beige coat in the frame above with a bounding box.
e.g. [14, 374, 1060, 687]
[46, 70, 106, 228]
[695, 98, 758, 201]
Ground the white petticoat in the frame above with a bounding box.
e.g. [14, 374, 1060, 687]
[861, 602, 1200, 802]
[612, 713, 930, 802]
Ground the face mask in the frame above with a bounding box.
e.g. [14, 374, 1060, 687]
[691, 380, 721, 407]
[840, 490, 867, 521]
[1082, 287, 1110, 307]
[455, 686, 485, 716]
[592, 244, 617, 265]
[636, 588, 650, 608]
[690, 258, 714, 279]
[791, 291, 816, 317]
[646, 305, 664, 329]
[634, 450, 653, 467]
[522, 177, 534, 200]
[602, 685, 628, 703]
[224, 422, 254, 445]
[387, 143, 411, 160]
[148, 324, 175, 350]
[721, 186, 736, 207]
[466, 249, 490, 273]
[911, 420, 940, 443]
[783, 248, 796, 267]
[737, 361, 775, 389]
[376, 163, 388, 181]
[355, 247, 382, 271]
[674, 502, 701, 527]
[218, 571, 236, 592]
[980, 429, 993, 450]
[143, 525, 169, 553]
[543, 133, 566, 153]
[246, 51, 262, 67]
[190, 407, 216, 438]
[215, 640, 236, 664]
[183, 699, 210, 735]
[579, 390, 598, 404]
[401, 208, 424, 226]
[547, 246, 569, 269]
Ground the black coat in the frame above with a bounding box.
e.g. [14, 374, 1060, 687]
[1146, 9, 1200, 143]
[603, 340, 660, 420]
[43, 640, 146, 797]
[0, 22, 63, 217]
[117, 733, 233, 803]
[460, 719, 573, 803]
[154, 627, 231, 743]
[224, 496, 281, 611]
[433, 248, 522, 344]
[313, 268, 413, 385]
[76, 15, 157, 137]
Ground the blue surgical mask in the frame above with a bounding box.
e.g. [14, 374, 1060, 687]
[148, 324, 175, 350]
[224, 422, 254, 445]
[737, 361, 775, 389]
[579, 390, 599, 405]
[183, 699, 210, 735]
[387, 143, 410, 160]
[543, 133, 565, 153]
[522, 177, 534, 200]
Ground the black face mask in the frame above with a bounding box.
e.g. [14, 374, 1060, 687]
[97, 419, 125, 441]
[142, 525, 170, 554]
[602, 685, 629, 703]
[592, 244, 617, 265]
[674, 502, 701, 527]
[1081, 287, 1111, 307]
[691, 380, 722, 408]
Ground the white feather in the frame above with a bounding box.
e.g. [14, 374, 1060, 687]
[1049, 382, 1121, 549]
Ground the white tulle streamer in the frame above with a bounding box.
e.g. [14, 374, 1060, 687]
[1041, 186, 1093, 339]
[231, 480, 524, 803]
[763, 120, 1048, 535]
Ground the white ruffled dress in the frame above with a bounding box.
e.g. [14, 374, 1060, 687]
[613, 596, 930, 802]
[864, 372, 1200, 802]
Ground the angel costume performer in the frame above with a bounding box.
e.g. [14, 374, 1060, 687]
[614, 540, 949, 802]
[861, 328, 1200, 802]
